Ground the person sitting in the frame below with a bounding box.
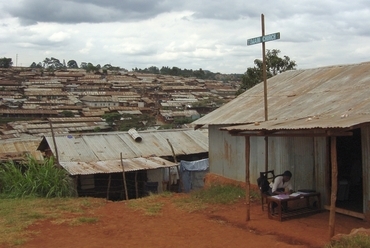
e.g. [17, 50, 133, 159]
[269, 170, 293, 213]
[269, 170, 293, 195]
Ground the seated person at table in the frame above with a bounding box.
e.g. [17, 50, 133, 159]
[269, 170, 293, 213]
[269, 170, 293, 195]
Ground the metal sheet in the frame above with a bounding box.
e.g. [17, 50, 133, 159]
[60, 156, 178, 175]
[0, 138, 44, 161]
[192, 62, 370, 128]
[41, 129, 208, 163]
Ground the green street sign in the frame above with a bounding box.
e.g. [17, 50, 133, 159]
[247, 32, 280, 46]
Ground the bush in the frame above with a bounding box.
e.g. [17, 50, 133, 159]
[0, 155, 75, 198]
[325, 234, 370, 248]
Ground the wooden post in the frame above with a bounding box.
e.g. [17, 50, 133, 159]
[106, 174, 111, 200]
[167, 139, 183, 192]
[329, 137, 338, 238]
[48, 119, 60, 167]
[265, 136, 269, 172]
[245, 136, 251, 221]
[74, 175, 78, 197]
[120, 152, 129, 200]
[261, 14, 269, 173]
[261, 14, 268, 122]
[135, 171, 138, 198]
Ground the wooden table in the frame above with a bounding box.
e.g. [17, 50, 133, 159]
[267, 192, 321, 221]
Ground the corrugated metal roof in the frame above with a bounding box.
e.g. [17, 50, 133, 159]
[192, 61, 370, 128]
[221, 114, 370, 133]
[60, 156, 178, 175]
[41, 129, 208, 163]
[0, 138, 44, 161]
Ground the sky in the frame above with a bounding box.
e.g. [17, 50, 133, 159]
[1, 0, 370, 74]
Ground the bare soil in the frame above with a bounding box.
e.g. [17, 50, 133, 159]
[10, 175, 370, 248]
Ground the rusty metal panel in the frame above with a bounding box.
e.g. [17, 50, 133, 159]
[43, 129, 208, 164]
[314, 136, 329, 207]
[0, 138, 44, 161]
[208, 125, 247, 182]
[361, 126, 370, 217]
[59, 156, 178, 175]
[193, 62, 370, 127]
[209, 127, 318, 191]
[221, 114, 370, 132]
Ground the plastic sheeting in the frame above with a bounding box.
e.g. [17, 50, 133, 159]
[180, 158, 209, 193]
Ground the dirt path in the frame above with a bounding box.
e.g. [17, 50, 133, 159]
[17, 194, 370, 248]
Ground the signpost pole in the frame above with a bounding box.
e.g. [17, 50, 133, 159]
[261, 14, 268, 122]
[246, 15, 281, 183]
[261, 14, 269, 173]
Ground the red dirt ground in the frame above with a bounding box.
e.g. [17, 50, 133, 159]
[13, 175, 370, 248]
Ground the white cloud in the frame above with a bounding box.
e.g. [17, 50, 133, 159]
[0, 0, 370, 73]
[79, 39, 94, 54]
[48, 31, 71, 42]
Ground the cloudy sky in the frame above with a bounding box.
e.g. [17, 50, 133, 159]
[0, 0, 369, 74]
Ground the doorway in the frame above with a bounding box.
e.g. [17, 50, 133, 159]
[335, 128, 363, 213]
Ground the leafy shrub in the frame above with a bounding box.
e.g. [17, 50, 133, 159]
[0, 155, 74, 198]
[325, 234, 370, 248]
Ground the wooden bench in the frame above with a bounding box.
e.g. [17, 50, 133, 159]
[267, 192, 321, 221]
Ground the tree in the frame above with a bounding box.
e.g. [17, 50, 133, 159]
[102, 112, 122, 126]
[61, 110, 74, 117]
[236, 49, 297, 95]
[80, 62, 87, 69]
[43, 57, 64, 69]
[0, 57, 13, 68]
[67, 60, 78, 68]
[30, 62, 43, 68]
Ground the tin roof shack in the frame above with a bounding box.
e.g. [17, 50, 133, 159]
[192, 61, 370, 226]
[6, 117, 110, 136]
[37, 128, 208, 200]
[0, 138, 44, 162]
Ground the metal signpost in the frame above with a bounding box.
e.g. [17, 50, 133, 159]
[247, 14, 280, 173]
[247, 32, 280, 46]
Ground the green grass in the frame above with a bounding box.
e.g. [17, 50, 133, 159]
[0, 155, 75, 198]
[74, 217, 99, 224]
[0, 197, 105, 247]
[127, 192, 173, 216]
[325, 234, 370, 248]
[175, 184, 256, 213]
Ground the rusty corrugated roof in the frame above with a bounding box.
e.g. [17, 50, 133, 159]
[0, 138, 44, 161]
[41, 129, 208, 163]
[221, 114, 370, 133]
[192, 61, 370, 128]
[60, 156, 178, 175]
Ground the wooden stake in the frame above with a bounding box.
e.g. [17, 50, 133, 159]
[245, 136, 251, 221]
[48, 119, 60, 167]
[329, 137, 338, 238]
[261, 14, 269, 173]
[135, 171, 138, 198]
[120, 152, 129, 200]
[107, 174, 111, 200]
[261, 13, 268, 122]
[167, 139, 183, 192]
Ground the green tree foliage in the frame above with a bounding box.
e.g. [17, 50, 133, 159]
[43, 57, 65, 69]
[0, 57, 13, 68]
[117, 114, 156, 131]
[80, 62, 87, 69]
[102, 112, 122, 126]
[133, 66, 232, 80]
[173, 117, 193, 126]
[67, 60, 78, 68]
[236, 49, 297, 95]
[61, 110, 74, 117]
[30, 62, 43, 68]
